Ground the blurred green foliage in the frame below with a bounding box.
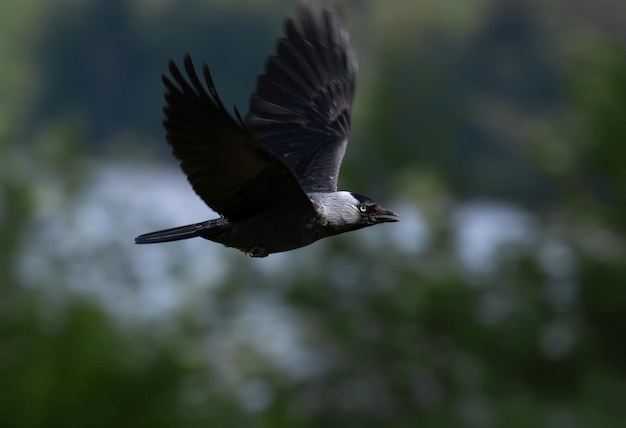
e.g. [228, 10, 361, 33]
[2, 0, 626, 427]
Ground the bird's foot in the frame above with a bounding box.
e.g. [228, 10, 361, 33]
[247, 247, 269, 258]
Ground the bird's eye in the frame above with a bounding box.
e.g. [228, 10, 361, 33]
[359, 205, 367, 213]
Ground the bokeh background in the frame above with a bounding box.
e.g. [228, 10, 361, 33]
[2, 0, 626, 426]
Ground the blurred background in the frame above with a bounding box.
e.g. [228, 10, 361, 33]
[2, 0, 626, 426]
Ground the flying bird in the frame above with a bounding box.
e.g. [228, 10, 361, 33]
[135, 2, 398, 257]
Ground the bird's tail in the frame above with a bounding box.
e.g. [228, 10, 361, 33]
[135, 220, 215, 244]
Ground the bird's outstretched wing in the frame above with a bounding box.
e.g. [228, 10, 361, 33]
[244, 3, 357, 192]
[163, 54, 313, 222]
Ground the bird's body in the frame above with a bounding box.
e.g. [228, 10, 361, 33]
[139, 208, 322, 258]
[136, 2, 398, 257]
[137, 192, 388, 257]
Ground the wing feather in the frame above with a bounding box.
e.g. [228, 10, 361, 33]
[245, 3, 357, 192]
[163, 54, 313, 221]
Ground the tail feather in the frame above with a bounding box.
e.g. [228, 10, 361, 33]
[135, 221, 213, 244]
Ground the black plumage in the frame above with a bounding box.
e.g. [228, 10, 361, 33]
[245, 4, 356, 192]
[135, 3, 397, 257]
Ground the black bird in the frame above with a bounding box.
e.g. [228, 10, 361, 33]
[135, 2, 398, 257]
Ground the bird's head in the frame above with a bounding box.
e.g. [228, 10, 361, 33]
[314, 191, 399, 229]
[350, 193, 399, 225]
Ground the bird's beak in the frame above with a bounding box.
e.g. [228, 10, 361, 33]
[373, 205, 399, 223]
